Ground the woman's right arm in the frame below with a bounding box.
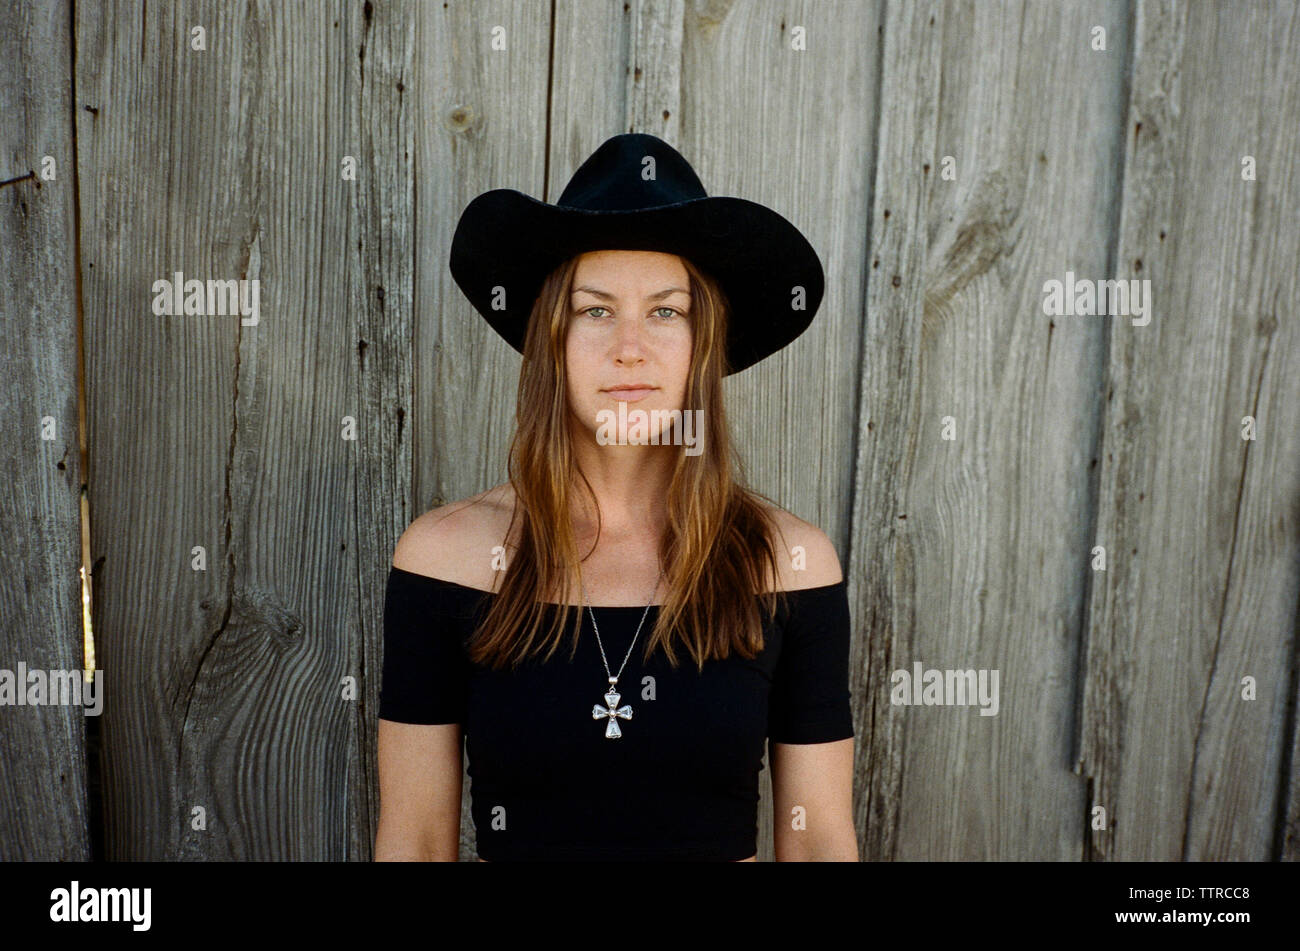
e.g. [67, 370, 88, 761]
[374, 498, 498, 861]
[375, 719, 463, 860]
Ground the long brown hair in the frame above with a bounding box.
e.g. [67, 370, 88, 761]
[466, 251, 789, 673]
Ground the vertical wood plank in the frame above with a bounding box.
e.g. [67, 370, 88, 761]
[1079, 0, 1300, 860]
[0, 0, 92, 861]
[623, 0, 684, 136]
[852, 0, 1125, 859]
[551, 0, 631, 152]
[351, 0, 419, 864]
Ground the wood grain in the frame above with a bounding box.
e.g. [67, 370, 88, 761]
[0, 0, 92, 862]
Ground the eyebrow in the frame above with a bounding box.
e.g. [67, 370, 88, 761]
[571, 285, 691, 302]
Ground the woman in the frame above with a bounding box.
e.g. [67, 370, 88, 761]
[374, 134, 856, 861]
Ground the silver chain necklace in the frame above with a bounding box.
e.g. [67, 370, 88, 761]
[583, 568, 663, 739]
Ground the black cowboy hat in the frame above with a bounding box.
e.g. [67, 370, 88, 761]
[448, 133, 825, 375]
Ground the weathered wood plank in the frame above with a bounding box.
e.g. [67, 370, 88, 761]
[0, 0, 92, 862]
[350, 0, 420, 864]
[1079, 0, 1300, 861]
[852, 0, 1125, 859]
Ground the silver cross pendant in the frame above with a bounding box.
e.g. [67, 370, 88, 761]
[592, 682, 633, 738]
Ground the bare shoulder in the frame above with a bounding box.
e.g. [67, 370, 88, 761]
[759, 501, 844, 591]
[391, 483, 517, 589]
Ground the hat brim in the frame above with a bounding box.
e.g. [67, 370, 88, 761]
[448, 189, 825, 375]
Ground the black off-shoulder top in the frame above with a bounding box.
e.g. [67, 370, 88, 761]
[378, 565, 854, 861]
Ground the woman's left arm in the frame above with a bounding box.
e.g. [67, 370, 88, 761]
[770, 737, 858, 860]
[765, 506, 858, 860]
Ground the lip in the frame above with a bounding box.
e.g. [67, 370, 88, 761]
[602, 385, 657, 403]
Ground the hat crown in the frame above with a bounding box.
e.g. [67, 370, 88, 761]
[556, 133, 708, 211]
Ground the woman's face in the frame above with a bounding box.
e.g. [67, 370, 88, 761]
[564, 250, 694, 444]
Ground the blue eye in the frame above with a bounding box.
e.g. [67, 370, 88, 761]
[653, 307, 680, 320]
[584, 306, 610, 319]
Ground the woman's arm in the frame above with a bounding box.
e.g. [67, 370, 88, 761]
[770, 737, 857, 860]
[375, 720, 463, 860]
[375, 498, 490, 861]
[765, 506, 859, 860]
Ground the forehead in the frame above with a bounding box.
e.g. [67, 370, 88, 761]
[570, 250, 690, 293]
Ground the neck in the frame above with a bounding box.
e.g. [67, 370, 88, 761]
[568, 424, 676, 539]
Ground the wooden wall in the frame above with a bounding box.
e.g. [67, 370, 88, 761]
[1, 0, 1296, 862]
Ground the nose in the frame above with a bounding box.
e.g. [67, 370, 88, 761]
[612, 317, 648, 366]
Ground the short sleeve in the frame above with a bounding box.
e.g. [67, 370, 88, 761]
[378, 566, 468, 725]
[767, 581, 855, 744]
